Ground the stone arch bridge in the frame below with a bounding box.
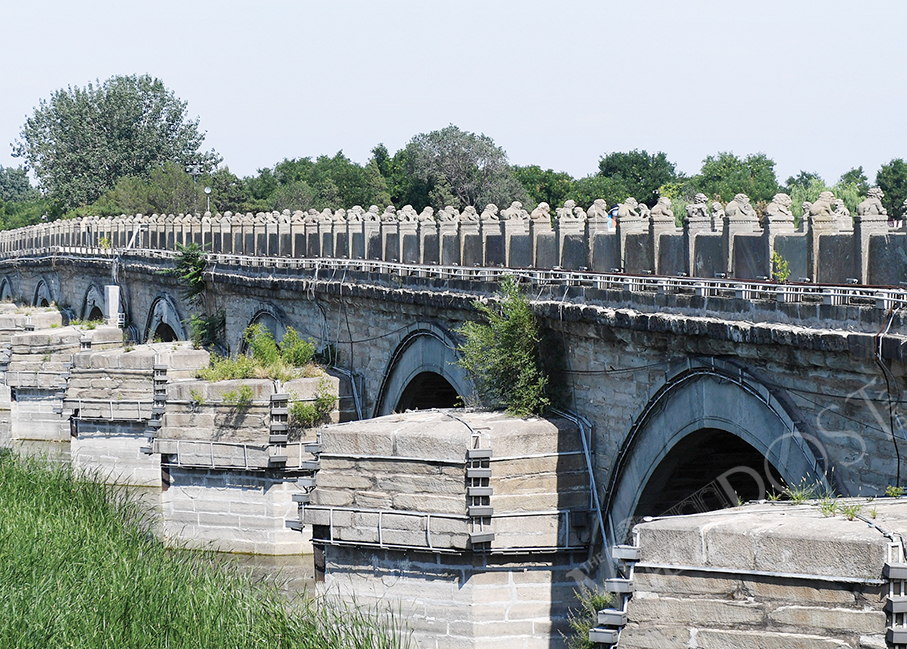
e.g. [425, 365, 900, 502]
[3, 246, 907, 548]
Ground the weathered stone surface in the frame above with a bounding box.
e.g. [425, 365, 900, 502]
[694, 629, 851, 648]
[769, 605, 885, 634]
[628, 595, 764, 626]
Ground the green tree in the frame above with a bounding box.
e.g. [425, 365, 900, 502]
[403, 125, 528, 211]
[241, 152, 391, 213]
[595, 150, 678, 207]
[0, 166, 40, 203]
[512, 165, 575, 209]
[207, 167, 250, 214]
[692, 152, 780, 203]
[784, 170, 823, 193]
[571, 174, 629, 210]
[877, 158, 907, 219]
[456, 276, 549, 417]
[838, 166, 870, 197]
[784, 175, 829, 222]
[82, 161, 206, 217]
[13, 75, 219, 213]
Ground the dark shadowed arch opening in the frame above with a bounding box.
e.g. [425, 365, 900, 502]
[87, 305, 104, 322]
[605, 359, 830, 544]
[238, 308, 287, 355]
[395, 371, 461, 412]
[374, 324, 473, 418]
[144, 294, 185, 343]
[633, 428, 784, 519]
[152, 322, 178, 342]
[0, 277, 13, 302]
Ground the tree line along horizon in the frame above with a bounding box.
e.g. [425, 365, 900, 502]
[2, 74, 906, 232]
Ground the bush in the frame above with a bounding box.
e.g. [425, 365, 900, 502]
[562, 586, 613, 649]
[280, 327, 316, 367]
[288, 377, 337, 437]
[199, 324, 319, 384]
[456, 275, 549, 417]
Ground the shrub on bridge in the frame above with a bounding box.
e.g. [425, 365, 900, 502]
[456, 275, 550, 417]
[198, 324, 318, 383]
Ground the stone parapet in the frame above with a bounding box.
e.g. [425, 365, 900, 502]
[3, 202, 905, 284]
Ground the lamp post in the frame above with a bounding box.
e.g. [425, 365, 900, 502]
[186, 164, 202, 214]
[204, 186, 211, 213]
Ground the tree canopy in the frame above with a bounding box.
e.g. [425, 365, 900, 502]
[691, 152, 780, 204]
[877, 159, 907, 219]
[595, 150, 678, 207]
[12, 75, 218, 214]
[6, 76, 907, 227]
[399, 125, 527, 211]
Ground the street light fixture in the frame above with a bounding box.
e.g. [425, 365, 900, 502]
[204, 186, 211, 213]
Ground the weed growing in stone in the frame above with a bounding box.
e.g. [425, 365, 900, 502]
[818, 496, 838, 517]
[886, 485, 905, 497]
[562, 586, 612, 649]
[771, 250, 791, 283]
[288, 378, 336, 438]
[222, 384, 254, 409]
[839, 502, 863, 521]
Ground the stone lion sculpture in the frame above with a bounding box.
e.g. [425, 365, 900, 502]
[857, 187, 887, 216]
[616, 197, 640, 220]
[650, 196, 674, 220]
[461, 206, 479, 221]
[686, 193, 709, 221]
[725, 193, 757, 220]
[530, 202, 551, 222]
[481, 204, 499, 220]
[586, 199, 608, 220]
[764, 193, 793, 219]
[809, 191, 836, 219]
[832, 199, 851, 223]
[501, 201, 529, 221]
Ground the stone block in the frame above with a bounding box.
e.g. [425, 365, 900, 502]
[769, 605, 885, 634]
[618, 623, 691, 648]
[392, 493, 464, 515]
[694, 629, 852, 648]
[628, 595, 764, 626]
[634, 569, 741, 597]
[309, 488, 353, 507]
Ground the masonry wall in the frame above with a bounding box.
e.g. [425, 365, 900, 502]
[323, 547, 586, 649]
[162, 467, 310, 555]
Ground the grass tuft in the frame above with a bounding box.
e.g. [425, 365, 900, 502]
[0, 453, 411, 649]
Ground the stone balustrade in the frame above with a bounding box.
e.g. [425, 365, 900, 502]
[1, 194, 903, 285]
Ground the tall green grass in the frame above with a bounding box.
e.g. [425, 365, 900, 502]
[0, 452, 411, 649]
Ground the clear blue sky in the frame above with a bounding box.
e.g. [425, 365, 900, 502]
[3, 0, 905, 186]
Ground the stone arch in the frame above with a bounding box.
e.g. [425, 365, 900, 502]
[33, 278, 54, 307]
[603, 357, 830, 542]
[144, 294, 185, 343]
[80, 284, 106, 321]
[239, 306, 289, 352]
[374, 323, 472, 417]
[0, 276, 13, 302]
